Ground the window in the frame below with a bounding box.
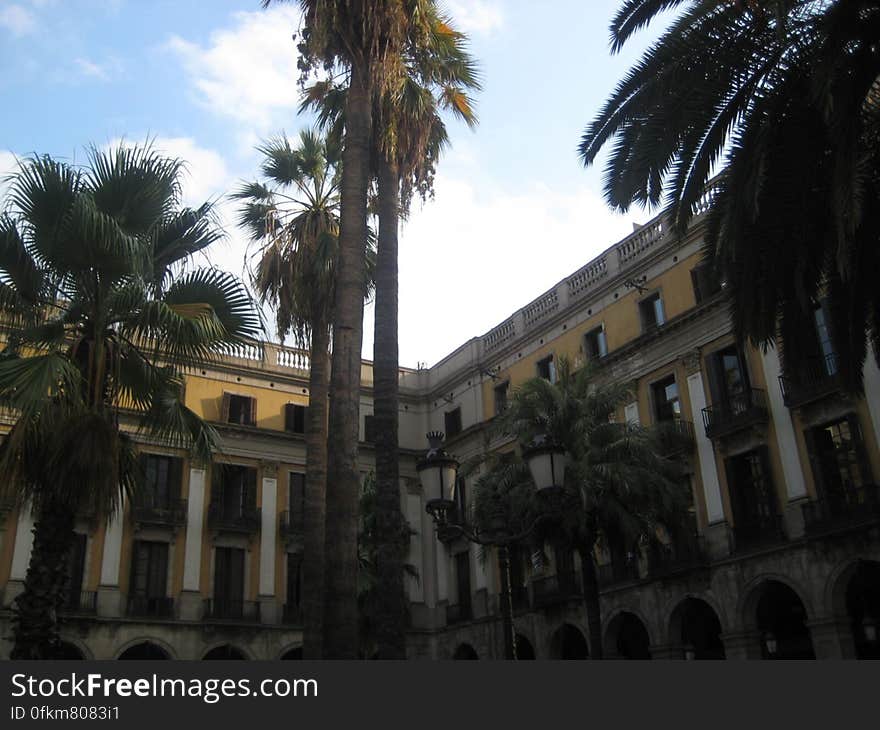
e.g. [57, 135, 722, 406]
[289, 472, 305, 530]
[651, 375, 681, 422]
[129, 540, 169, 614]
[584, 326, 608, 361]
[223, 393, 256, 426]
[536, 355, 556, 383]
[139, 454, 181, 509]
[706, 345, 750, 412]
[364, 414, 377, 443]
[212, 464, 257, 520]
[639, 292, 666, 331]
[813, 304, 838, 375]
[807, 416, 870, 500]
[286, 553, 302, 611]
[445, 407, 462, 438]
[454, 551, 472, 620]
[724, 448, 777, 529]
[691, 264, 722, 303]
[454, 476, 467, 521]
[494, 382, 509, 416]
[284, 403, 308, 434]
[213, 546, 245, 613]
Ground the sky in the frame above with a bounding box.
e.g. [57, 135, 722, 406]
[0, 0, 671, 368]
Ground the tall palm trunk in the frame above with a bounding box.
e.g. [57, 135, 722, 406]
[11, 500, 76, 659]
[323, 62, 371, 659]
[302, 313, 330, 659]
[578, 538, 604, 659]
[374, 154, 407, 659]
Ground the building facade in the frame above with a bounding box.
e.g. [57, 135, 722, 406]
[2, 199, 880, 660]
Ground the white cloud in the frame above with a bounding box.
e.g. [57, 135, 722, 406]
[442, 0, 504, 35]
[361, 174, 635, 367]
[165, 5, 303, 134]
[0, 4, 37, 36]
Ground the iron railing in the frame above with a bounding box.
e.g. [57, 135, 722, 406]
[61, 590, 97, 615]
[203, 599, 261, 622]
[702, 388, 768, 439]
[126, 595, 175, 619]
[647, 535, 708, 577]
[279, 510, 304, 540]
[207, 503, 261, 533]
[532, 570, 580, 607]
[728, 514, 786, 554]
[653, 418, 695, 457]
[778, 353, 841, 409]
[132, 499, 187, 528]
[446, 603, 472, 625]
[802, 484, 880, 533]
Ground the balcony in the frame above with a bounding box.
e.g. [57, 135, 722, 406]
[131, 499, 187, 529]
[728, 514, 786, 554]
[802, 485, 880, 534]
[61, 590, 97, 615]
[126, 595, 175, 619]
[282, 603, 303, 625]
[532, 570, 581, 607]
[446, 603, 472, 625]
[702, 388, 769, 440]
[778, 353, 843, 409]
[597, 560, 641, 588]
[653, 418, 695, 457]
[203, 599, 261, 622]
[279, 510, 304, 542]
[207, 503, 261, 534]
[647, 535, 708, 578]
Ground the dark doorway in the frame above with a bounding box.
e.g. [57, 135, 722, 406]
[515, 634, 536, 660]
[117, 642, 170, 660]
[280, 647, 303, 660]
[452, 643, 478, 660]
[673, 597, 725, 659]
[203, 645, 247, 660]
[755, 581, 815, 659]
[611, 612, 652, 659]
[846, 561, 880, 660]
[549, 623, 589, 659]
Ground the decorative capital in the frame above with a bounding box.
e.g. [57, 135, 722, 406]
[261, 461, 279, 478]
[681, 348, 702, 375]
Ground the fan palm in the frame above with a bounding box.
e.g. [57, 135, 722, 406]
[299, 5, 479, 658]
[265, 0, 436, 659]
[235, 128, 362, 659]
[0, 144, 261, 658]
[579, 0, 880, 390]
[473, 358, 691, 658]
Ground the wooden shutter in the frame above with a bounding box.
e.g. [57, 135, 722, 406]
[284, 403, 296, 432]
[211, 463, 225, 513]
[757, 446, 778, 520]
[704, 350, 724, 407]
[245, 467, 257, 511]
[289, 473, 305, 521]
[147, 543, 169, 599]
[213, 547, 228, 601]
[220, 393, 231, 423]
[846, 413, 871, 488]
[130, 541, 148, 597]
[803, 426, 826, 498]
[248, 396, 257, 426]
[169, 457, 183, 501]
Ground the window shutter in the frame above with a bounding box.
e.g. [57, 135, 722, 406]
[757, 446, 778, 519]
[598, 329, 608, 357]
[211, 463, 225, 509]
[170, 457, 183, 500]
[705, 351, 724, 407]
[803, 426, 825, 498]
[654, 296, 666, 326]
[297, 406, 307, 434]
[220, 393, 231, 423]
[846, 413, 871, 487]
[248, 397, 257, 426]
[246, 468, 257, 511]
[691, 268, 704, 303]
[284, 403, 295, 431]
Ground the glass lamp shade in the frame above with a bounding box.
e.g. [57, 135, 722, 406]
[418, 459, 458, 503]
[763, 633, 778, 656]
[523, 440, 567, 493]
[683, 644, 696, 661]
[863, 616, 878, 643]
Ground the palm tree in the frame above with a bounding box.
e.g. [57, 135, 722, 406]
[266, 0, 436, 657]
[233, 129, 340, 659]
[299, 7, 480, 658]
[474, 358, 691, 658]
[579, 0, 880, 391]
[0, 144, 261, 658]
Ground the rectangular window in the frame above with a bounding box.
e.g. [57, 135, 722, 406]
[364, 414, 377, 443]
[639, 292, 666, 331]
[224, 393, 256, 426]
[807, 416, 869, 499]
[584, 326, 608, 361]
[651, 374, 681, 422]
[813, 305, 838, 375]
[445, 407, 462, 438]
[130, 540, 169, 600]
[286, 553, 302, 609]
[707, 345, 750, 412]
[289, 472, 305, 528]
[140, 453, 181, 509]
[454, 551, 472, 620]
[284, 403, 308, 434]
[214, 463, 257, 520]
[724, 448, 777, 528]
[494, 382, 509, 416]
[536, 355, 556, 383]
[691, 264, 722, 303]
[214, 546, 245, 605]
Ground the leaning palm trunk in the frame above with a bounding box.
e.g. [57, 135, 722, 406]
[11, 499, 76, 659]
[302, 315, 331, 659]
[323, 64, 372, 659]
[374, 155, 408, 659]
[578, 537, 604, 660]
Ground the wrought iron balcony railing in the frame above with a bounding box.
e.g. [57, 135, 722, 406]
[132, 499, 187, 528]
[207, 503, 261, 533]
[279, 510, 304, 540]
[532, 570, 581, 607]
[702, 388, 769, 440]
[778, 353, 842, 409]
[203, 599, 261, 622]
[446, 602, 472, 625]
[647, 535, 708, 578]
[728, 513, 786, 554]
[126, 595, 175, 619]
[597, 560, 641, 588]
[653, 418, 695, 457]
[802, 484, 880, 534]
[61, 590, 97, 615]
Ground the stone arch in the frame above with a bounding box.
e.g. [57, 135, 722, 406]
[737, 573, 815, 630]
[57, 639, 91, 660]
[202, 644, 250, 660]
[661, 590, 729, 638]
[277, 645, 304, 660]
[668, 596, 725, 659]
[741, 579, 815, 659]
[452, 643, 479, 660]
[514, 634, 536, 660]
[116, 638, 174, 660]
[604, 610, 652, 659]
[548, 623, 589, 660]
[825, 557, 880, 617]
[832, 559, 880, 659]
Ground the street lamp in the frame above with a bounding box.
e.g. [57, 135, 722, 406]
[763, 632, 778, 657]
[862, 615, 878, 644]
[418, 432, 567, 660]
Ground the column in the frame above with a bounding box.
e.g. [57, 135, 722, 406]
[3, 506, 35, 606]
[760, 346, 807, 501]
[864, 351, 880, 451]
[258, 462, 278, 624]
[97, 499, 125, 617]
[720, 630, 762, 660]
[686, 371, 725, 523]
[807, 617, 856, 660]
[179, 465, 206, 620]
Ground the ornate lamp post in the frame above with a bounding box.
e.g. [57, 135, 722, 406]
[418, 431, 567, 660]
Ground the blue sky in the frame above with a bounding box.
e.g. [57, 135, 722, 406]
[0, 0, 669, 367]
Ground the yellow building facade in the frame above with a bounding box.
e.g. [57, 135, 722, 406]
[2, 200, 880, 660]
